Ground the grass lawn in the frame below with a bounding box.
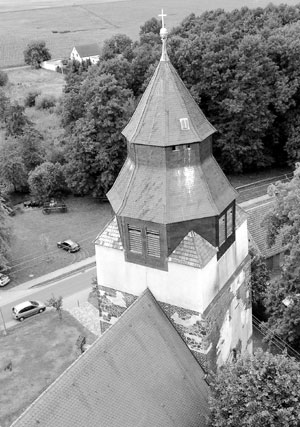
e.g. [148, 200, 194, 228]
[8, 196, 113, 286]
[0, 310, 96, 427]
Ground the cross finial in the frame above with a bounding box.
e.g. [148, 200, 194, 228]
[158, 9, 167, 28]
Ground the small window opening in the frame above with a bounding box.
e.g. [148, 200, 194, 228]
[218, 215, 226, 246]
[186, 144, 191, 150]
[172, 145, 179, 151]
[180, 118, 190, 130]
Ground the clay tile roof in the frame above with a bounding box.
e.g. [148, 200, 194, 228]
[11, 289, 209, 427]
[122, 59, 216, 146]
[95, 216, 123, 249]
[246, 200, 284, 258]
[236, 204, 248, 228]
[169, 231, 217, 268]
[74, 43, 100, 58]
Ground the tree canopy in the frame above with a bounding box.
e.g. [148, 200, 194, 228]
[61, 70, 134, 198]
[24, 41, 51, 69]
[209, 349, 300, 426]
[263, 164, 300, 350]
[0, 197, 11, 272]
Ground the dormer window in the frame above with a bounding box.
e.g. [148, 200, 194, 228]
[125, 221, 166, 270]
[180, 118, 189, 130]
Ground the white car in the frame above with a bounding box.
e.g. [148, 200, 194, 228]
[0, 273, 10, 287]
[12, 300, 46, 321]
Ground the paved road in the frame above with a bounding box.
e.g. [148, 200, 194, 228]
[0, 266, 96, 331]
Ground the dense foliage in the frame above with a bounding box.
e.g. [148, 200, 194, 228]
[0, 197, 11, 272]
[263, 164, 300, 350]
[28, 162, 67, 202]
[250, 249, 270, 319]
[61, 70, 134, 198]
[23, 41, 51, 69]
[209, 349, 300, 426]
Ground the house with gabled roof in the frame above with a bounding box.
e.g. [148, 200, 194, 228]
[11, 289, 209, 427]
[70, 43, 100, 64]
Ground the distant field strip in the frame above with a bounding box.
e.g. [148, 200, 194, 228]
[0, 4, 118, 67]
[1, 0, 299, 67]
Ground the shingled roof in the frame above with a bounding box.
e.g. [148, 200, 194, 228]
[246, 200, 284, 258]
[122, 55, 216, 146]
[11, 289, 209, 427]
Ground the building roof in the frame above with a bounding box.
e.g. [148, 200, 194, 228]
[95, 216, 123, 249]
[122, 53, 216, 147]
[11, 289, 209, 427]
[246, 200, 284, 258]
[108, 153, 237, 223]
[169, 230, 217, 268]
[73, 43, 100, 58]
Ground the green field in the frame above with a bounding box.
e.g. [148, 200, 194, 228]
[1, 0, 299, 68]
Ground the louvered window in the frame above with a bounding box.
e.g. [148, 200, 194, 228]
[219, 214, 226, 246]
[128, 226, 142, 254]
[146, 230, 160, 258]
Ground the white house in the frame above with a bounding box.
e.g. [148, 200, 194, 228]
[70, 43, 101, 64]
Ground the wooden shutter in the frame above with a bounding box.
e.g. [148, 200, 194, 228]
[146, 230, 160, 258]
[128, 226, 142, 254]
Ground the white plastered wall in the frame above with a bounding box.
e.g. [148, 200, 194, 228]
[95, 219, 249, 313]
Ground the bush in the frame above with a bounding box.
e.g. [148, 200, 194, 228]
[0, 70, 8, 87]
[24, 90, 41, 107]
[35, 94, 56, 110]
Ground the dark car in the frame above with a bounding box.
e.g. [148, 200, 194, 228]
[23, 199, 42, 208]
[0, 273, 10, 287]
[57, 239, 80, 253]
[12, 300, 46, 321]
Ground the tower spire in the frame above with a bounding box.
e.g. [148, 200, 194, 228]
[158, 9, 168, 61]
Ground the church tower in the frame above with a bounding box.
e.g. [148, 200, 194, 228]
[95, 12, 252, 370]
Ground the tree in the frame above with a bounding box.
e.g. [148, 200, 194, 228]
[101, 34, 133, 61]
[19, 126, 44, 171]
[263, 164, 300, 350]
[0, 138, 28, 192]
[4, 102, 31, 137]
[250, 249, 270, 319]
[62, 73, 134, 198]
[0, 197, 11, 272]
[28, 162, 67, 202]
[0, 70, 8, 87]
[24, 41, 51, 69]
[209, 349, 300, 426]
[47, 295, 63, 320]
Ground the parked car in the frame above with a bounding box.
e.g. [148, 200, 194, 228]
[43, 199, 67, 214]
[57, 239, 80, 253]
[12, 300, 46, 321]
[0, 273, 10, 287]
[23, 199, 42, 208]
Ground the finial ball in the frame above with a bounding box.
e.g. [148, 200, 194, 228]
[160, 27, 168, 39]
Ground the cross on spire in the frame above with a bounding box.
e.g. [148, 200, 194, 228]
[158, 9, 167, 28]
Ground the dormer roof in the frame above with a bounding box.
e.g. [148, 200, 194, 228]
[122, 58, 216, 147]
